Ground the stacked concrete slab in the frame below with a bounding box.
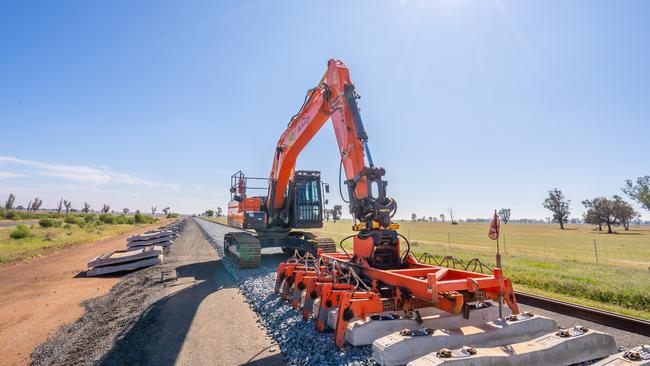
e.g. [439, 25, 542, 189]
[127, 230, 177, 251]
[406, 326, 617, 366]
[86, 246, 164, 276]
[86, 219, 186, 276]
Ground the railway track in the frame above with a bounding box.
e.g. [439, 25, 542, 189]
[516, 291, 650, 337]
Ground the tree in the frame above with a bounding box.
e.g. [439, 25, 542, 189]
[542, 189, 570, 229]
[323, 209, 331, 221]
[216, 207, 223, 217]
[205, 209, 214, 217]
[498, 208, 511, 224]
[64, 200, 72, 215]
[428, 216, 433, 222]
[82, 202, 91, 213]
[29, 197, 43, 213]
[447, 208, 457, 225]
[613, 196, 639, 231]
[439, 214, 445, 223]
[102, 204, 111, 214]
[151, 206, 157, 215]
[163, 207, 170, 216]
[57, 198, 64, 215]
[332, 205, 342, 222]
[622, 176, 650, 212]
[123, 208, 129, 215]
[411, 213, 417, 221]
[583, 204, 603, 231]
[5, 193, 15, 210]
[582, 197, 618, 234]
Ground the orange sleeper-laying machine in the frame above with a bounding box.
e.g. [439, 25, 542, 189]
[227, 59, 520, 347]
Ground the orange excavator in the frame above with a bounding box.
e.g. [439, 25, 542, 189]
[225, 59, 398, 268]
[228, 59, 520, 348]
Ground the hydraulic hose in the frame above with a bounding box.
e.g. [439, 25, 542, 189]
[397, 233, 411, 263]
[339, 234, 356, 259]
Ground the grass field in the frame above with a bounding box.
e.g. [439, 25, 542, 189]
[203, 216, 650, 320]
[0, 219, 160, 263]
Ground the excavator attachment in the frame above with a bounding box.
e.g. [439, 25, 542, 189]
[273, 248, 520, 349]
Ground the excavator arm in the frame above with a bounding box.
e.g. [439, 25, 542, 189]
[267, 59, 396, 229]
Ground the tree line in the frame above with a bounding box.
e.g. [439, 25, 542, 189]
[2, 193, 174, 219]
[542, 176, 649, 233]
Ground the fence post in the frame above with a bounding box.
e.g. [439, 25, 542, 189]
[593, 239, 599, 263]
[448, 232, 451, 249]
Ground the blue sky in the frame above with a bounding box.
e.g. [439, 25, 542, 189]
[1, 0, 648, 219]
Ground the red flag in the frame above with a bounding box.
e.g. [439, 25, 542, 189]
[488, 210, 500, 240]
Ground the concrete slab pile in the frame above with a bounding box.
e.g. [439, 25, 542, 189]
[85, 219, 186, 276]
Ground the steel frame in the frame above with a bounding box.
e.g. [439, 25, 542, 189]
[274, 251, 520, 348]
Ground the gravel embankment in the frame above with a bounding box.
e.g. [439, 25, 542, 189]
[194, 218, 374, 366]
[31, 266, 166, 365]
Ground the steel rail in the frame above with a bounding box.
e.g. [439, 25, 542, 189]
[515, 292, 650, 337]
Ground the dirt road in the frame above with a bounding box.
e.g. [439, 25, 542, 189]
[32, 219, 282, 366]
[0, 223, 165, 365]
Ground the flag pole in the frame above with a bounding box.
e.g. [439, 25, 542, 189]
[495, 210, 504, 319]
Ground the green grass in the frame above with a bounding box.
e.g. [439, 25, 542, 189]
[308, 220, 650, 320]
[0, 216, 160, 263]
[202, 216, 227, 224]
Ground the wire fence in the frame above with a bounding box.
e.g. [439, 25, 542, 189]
[401, 229, 649, 268]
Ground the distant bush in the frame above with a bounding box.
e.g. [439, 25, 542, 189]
[64, 216, 82, 225]
[99, 214, 115, 224]
[63, 223, 71, 229]
[126, 217, 136, 225]
[39, 218, 62, 228]
[84, 214, 96, 223]
[10, 225, 32, 239]
[113, 215, 128, 225]
[4, 211, 16, 220]
[134, 213, 156, 224]
[77, 222, 85, 228]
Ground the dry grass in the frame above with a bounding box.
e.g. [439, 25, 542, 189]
[0, 223, 154, 263]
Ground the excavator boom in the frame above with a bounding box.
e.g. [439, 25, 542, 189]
[266, 59, 396, 228]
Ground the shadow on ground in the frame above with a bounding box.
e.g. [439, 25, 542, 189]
[98, 258, 283, 366]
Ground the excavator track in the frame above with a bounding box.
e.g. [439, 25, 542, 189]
[224, 231, 261, 268]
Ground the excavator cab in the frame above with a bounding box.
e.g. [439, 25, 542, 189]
[288, 170, 323, 229]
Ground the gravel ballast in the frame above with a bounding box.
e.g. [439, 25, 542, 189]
[194, 218, 374, 366]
